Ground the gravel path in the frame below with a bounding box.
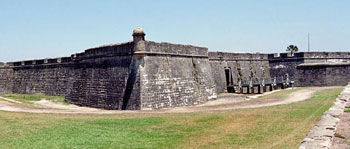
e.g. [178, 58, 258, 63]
[0, 87, 337, 114]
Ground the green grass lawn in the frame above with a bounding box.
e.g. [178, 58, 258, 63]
[252, 87, 304, 100]
[1, 93, 67, 104]
[0, 87, 343, 149]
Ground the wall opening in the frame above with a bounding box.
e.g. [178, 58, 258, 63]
[225, 68, 235, 93]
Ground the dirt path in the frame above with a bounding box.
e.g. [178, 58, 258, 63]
[0, 87, 339, 114]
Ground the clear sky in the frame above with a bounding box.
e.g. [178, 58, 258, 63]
[0, 0, 349, 62]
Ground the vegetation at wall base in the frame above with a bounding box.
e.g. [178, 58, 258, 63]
[1, 93, 67, 104]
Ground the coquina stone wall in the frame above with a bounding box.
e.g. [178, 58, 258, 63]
[0, 66, 13, 94]
[3, 57, 76, 96]
[141, 41, 216, 109]
[209, 52, 270, 93]
[11, 63, 74, 96]
[268, 53, 305, 78]
[0, 41, 142, 110]
[206, 51, 350, 93]
[0, 28, 218, 110]
[1, 28, 350, 109]
[295, 63, 350, 87]
[65, 42, 140, 110]
[269, 52, 350, 80]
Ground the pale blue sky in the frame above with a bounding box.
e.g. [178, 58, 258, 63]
[0, 0, 349, 62]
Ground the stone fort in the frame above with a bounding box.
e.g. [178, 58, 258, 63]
[1, 28, 350, 110]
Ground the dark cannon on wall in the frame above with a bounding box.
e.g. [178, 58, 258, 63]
[236, 76, 293, 94]
[274, 75, 294, 90]
[263, 77, 275, 92]
[239, 78, 269, 94]
[274, 76, 284, 89]
[240, 78, 252, 94]
[238, 78, 262, 94]
[287, 76, 295, 88]
[252, 78, 264, 94]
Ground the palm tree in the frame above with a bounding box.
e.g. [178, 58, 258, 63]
[286, 45, 298, 55]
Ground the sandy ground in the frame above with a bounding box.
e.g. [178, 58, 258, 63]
[0, 87, 338, 114]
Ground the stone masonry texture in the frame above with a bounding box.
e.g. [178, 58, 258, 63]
[209, 52, 270, 93]
[295, 63, 350, 87]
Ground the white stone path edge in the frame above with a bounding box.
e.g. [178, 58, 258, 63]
[299, 84, 350, 149]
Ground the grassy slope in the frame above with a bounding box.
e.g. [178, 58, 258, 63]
[1, 93, 66, 104]
[250, 87, 304, 101]
[0, 87, 343, 149]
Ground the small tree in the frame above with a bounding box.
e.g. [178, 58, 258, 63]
[286, 45, 299, 55]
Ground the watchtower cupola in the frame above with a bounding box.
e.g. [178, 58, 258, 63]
[132, 27, 145, 42]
